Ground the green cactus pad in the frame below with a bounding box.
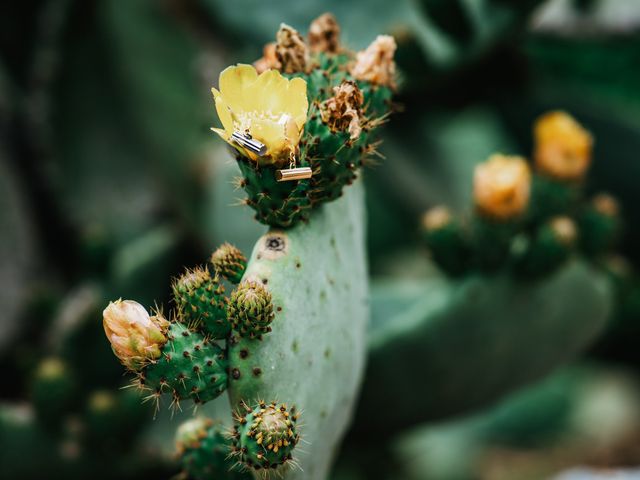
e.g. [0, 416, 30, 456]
[227, 280, 275, 339]
[211, 243, 248, 284]
[355, 259, 613, 437]
[172, 266, 228, 338]
[227, 179, 368, 479]
[176, 417, 248, 480]
[140, 322, 228, 405]
[231, 401, 300, 474]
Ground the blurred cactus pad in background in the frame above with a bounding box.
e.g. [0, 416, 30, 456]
[3, 0, 640, 479]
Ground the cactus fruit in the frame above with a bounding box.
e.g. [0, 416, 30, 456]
[231, 401, 300, 475]
[172, 267, 229, 338]
[514, 216, 577, 277]
[211, 243, 248, 284]
[212, 17, 395, 228]
[103, 300, 228, 406]
[227, 280, 275, 339]
[176, 417, 248, 480]
[136, 322, 228, 406]
[421, 206, 470, 277]
[579, 193, 621, 257]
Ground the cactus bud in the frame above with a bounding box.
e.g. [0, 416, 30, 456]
[276, 24, 309, 74]
[176, 417, 243, 479]
[579, 193, 621, 256]
[474, 154, 531, 221]
[211, 243, 247, 284]
[549, 215, 578, 246]
[228, 280, 275, 339]
[103, 300, 169, 370]
[515, 215, 578, 276]
[592, 193, 619, 217]
[534, 110, 593, 180]
[350, 35, 397, 88]
[175, 417, 213, 453]
[421, 206, 452, 232]
[173, 266, 228, 338]
[232, 401, 300, 473]
[308, 13, 341, 53]
[320, 80, 365, 141]
[421, 206, 470, 276]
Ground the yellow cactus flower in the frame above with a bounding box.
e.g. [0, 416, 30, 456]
[103, 299, 169, 370]
[211, 64, 308, 166]
[534, 111, 593, 180]
[474, 154, 531, 221]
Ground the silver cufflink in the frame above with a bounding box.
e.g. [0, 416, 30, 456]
[231, 131, 267, 156]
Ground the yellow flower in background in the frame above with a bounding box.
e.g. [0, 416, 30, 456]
[211, 64, 308, 166]
[474, 154, 531, 221]
[534, 111, 593, 180]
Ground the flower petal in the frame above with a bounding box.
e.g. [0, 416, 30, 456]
[219, 64, 258, 113]
[287, 77, 309, 129]
[253, 69, 289, 113]
[214, 96, 234, 134]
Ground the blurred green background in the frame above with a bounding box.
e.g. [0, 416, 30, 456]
[2, 0, 640, 478]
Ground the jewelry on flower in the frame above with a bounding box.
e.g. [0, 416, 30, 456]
[231, 131, 267, 156]
[276, 151, 312, 182]
[275, 167, 313, 182]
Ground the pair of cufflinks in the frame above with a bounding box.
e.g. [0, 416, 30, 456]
[232, 131, 312, 182]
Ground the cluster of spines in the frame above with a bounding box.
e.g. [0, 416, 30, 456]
[421, 112, 622, 278]
[231, 401, 300, 476]
[236, 16, 395, 228]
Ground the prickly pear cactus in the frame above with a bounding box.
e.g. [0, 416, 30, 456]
[353, 111, 620, 438]
[100, 13, 394, 480]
